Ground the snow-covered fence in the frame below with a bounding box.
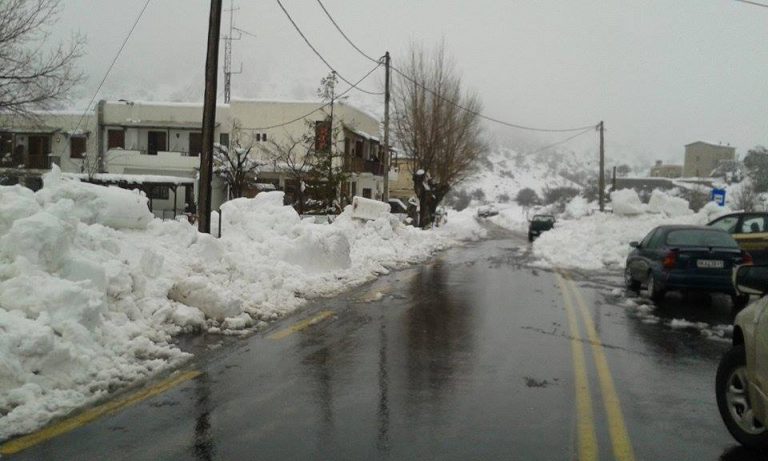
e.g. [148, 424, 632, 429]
[351, 196, 390, 221]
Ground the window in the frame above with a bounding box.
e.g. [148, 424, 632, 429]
[315, 120, 332, 152]
[70, 137, 86, 159]
[363, 187, 372, 199]
[147, 131, 167, 156]
[146, 185, 169, 200]
[740, 216, 766, 234]
[710, 216, 739, 234]
[262, 133, 267, 142]
[639, 229, 656, 248]
[219, 133, 230, 149]
[189, 132, 202, 157]
[256, 133, 261, 142]
[355, 140, 364, 159]
[107, 129, 124, 149]
[0, 133, 12, 157]
[666, 230, 738, 248]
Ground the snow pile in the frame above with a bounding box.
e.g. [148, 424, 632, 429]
[438, 208, 488, 241]
[531, 189, 726, 271]
[611, 189, 646, 216]
[647, 190, 693, 217]
[563, 196, 592, 219]
[0, 174, 473, 440]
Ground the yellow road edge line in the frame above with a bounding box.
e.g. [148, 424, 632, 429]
[565, 274, 636, 461]
[0, 370, 202, 456]
[269, 310, 334, 340]
[555, 272, 598, 461]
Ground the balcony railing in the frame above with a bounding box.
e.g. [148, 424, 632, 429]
[344, 156, 385, 176]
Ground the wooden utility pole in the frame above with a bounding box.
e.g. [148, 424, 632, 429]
[198, 0, 223, 234]
[382, 51, 391, 202]
[598, 121, 605, 212]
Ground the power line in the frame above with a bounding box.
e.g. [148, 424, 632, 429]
[274, 0, 383, 96]
[239, 62, 382, 131]
[311, 0, 595, 133]
[75, 0, 152, 131]
[233, 26, 257, 39]
[391, 66, 596, 133]
[735, 0, 768, 8]
[314, 0, 380, 64]
[526, 126, 595, 155]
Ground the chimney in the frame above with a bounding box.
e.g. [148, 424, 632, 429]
[655, 160, 663, 166]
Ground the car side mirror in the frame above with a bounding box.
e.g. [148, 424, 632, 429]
[629, 241, 640, 248]
[735, 265, 768, 296]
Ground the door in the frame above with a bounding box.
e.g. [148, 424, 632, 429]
[752, 297, 768, 419]
[735, 215, 768, 263]
[189, 132, 202, 157]
[628, 229, 659, 282]
[27, 135, 50, 169]
[147, 131, 167, 156]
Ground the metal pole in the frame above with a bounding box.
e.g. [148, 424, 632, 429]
[382, 51, 391, 202]
[598, 121, 605, 212]
[198, 0, 223, 234]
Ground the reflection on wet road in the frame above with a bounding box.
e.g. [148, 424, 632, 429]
[5, 235, 764, 460]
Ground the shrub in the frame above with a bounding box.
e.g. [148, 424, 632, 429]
[515, 188, 540, 207]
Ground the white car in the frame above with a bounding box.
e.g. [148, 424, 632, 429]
[716, 264, 768, 449]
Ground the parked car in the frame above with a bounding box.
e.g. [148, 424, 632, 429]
[624, 225, 752, 307]
[708, 212, 768, 264]
[477, 204, 499, 218]
[716, 265, 768, 449]
[528, 214, 555, 241]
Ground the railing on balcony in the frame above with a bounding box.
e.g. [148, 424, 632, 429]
[344, 155, 385, 176]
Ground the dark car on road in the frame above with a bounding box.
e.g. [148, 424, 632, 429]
[528, 214, 555, 241]
[708, 212, 768, 264]
[624, 225, 752, 308]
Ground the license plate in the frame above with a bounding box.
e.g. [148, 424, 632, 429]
[697, 259, 724, 269]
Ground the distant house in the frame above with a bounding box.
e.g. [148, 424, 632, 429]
[683, 141, 735, 177]
[649, 160, 683, 178]
[387, 148, 416, 201]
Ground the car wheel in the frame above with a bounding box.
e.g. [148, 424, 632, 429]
[624, 267, 641, 292]
[716, 345, 768, 449]
[732, 294, 751, 312]
[647, 272, 665, 303]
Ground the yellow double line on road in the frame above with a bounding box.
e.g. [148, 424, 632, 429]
[556, 271, 635, 461]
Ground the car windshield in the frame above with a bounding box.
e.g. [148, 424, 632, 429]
[666, 229, 738, 248]
[533, 216, 554, 222]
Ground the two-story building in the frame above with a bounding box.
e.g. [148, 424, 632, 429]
[683, 141, 735, 177]
[0, 99, 385, 217]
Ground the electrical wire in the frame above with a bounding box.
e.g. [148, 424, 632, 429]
[391, 66, 596, 133]
[311, 0, 596, 133]
[239, 62, 382, 131]
[274, 0, 383, 96]
[526, 126, 595, 155]
[735, 0, 768, 8]
[73, 0, 153, 133]
[314, 0, 380, 64]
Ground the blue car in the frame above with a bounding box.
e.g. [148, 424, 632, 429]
[624, 225, 752, 308]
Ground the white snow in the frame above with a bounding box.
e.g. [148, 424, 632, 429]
[0, 168, 483, 441]
[530, 189, 729, 271]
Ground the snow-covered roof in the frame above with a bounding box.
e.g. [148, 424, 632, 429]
[344, 125, 379, 142]
[685, 141, 735, 148]
[104, 100, 230, 109]
[63, 172, 194, 185]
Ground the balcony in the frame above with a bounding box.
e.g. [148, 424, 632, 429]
[344, 156, 385, 176]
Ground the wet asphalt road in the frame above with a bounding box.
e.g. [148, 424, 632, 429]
[4, 230, 766, 460]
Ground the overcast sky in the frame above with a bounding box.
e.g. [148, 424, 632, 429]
[50, 0, 768, 169]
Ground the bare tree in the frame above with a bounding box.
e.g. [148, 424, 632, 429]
[393, 42, 485, 227]
[260, 130, 315, 214]
[214, 130, 261, 199]
[0, 0, 84, 117]
[732, 182, 758, 212]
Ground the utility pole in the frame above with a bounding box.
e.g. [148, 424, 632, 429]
[222, 0, 241, 103]
[598, 121, 605, 212]
[198, 0, 223, 234]
[382, 51, 391, 203]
